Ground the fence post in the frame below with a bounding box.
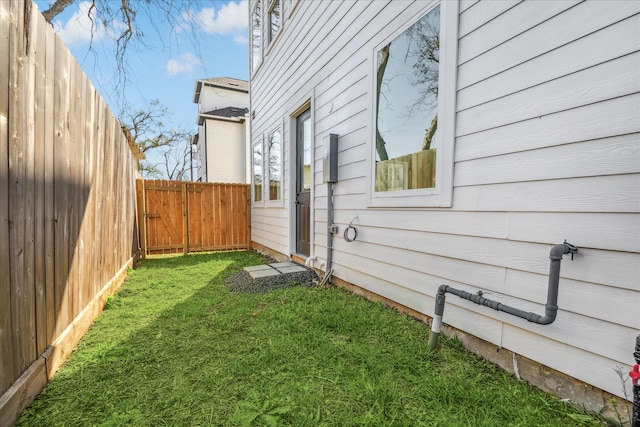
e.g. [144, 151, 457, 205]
[247, 184, 252, 249]
[136, 179, 146, 259]
[182, 182, 188, 255]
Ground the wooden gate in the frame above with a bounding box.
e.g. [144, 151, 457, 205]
[136, 180, 250, 256]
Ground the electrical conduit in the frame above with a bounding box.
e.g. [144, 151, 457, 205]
[321, 182, 335, 286]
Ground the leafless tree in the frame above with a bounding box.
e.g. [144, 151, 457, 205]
[120, 99, 192, 180]
[251, 0, 262, 72]
[42, 0, 202, 103]
[375, 45, 390, 161]
[376, 6, 441, 158]
[405, 9, 440, 150]
[161, 137, 192, 181]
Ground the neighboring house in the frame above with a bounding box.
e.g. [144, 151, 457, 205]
[248, 0, 640, 414]
[193, 77, 250, 183]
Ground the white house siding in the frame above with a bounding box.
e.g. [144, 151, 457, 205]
[204, 120, 247, 183]
[198, 86, 249, 114]
[250, 0, 640, 401]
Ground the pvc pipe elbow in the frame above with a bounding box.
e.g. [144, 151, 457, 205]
[549, 244, 569, 260]
[549, 241, 578, 260]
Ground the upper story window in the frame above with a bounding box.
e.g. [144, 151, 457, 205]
[251, 1, 262, 72]
[370, 1, 457, 207]
[267, 128, 282, 201]
[268, 0, 281, 46]
[253, 141, 263, 202]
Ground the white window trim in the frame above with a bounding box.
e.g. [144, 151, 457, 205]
[266, 124, 284, 207]
[283, 0, 299, 19]
[367, 0, 458, 208]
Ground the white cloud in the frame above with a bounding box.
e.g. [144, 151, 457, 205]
[188, 0, 248, 40]
[234, 34, 248, 45]
[165, 53, 203, 76]
[53, 1, 110, 46]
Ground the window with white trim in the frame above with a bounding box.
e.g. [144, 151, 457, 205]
[251, 1, 262, 72]
[253, 141, 263, 202]
[267, 128, 282, 201]
[267, 0, 281, 47]
[371, 1, 457, 207]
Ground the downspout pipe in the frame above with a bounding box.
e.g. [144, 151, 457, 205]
[428, 241, 578, 351]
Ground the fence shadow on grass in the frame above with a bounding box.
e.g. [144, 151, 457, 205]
[16, 252, 266, 426]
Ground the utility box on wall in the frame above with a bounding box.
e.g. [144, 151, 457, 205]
[323, 133, 338, 183]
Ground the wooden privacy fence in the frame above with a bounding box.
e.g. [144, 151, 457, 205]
[1, 2, 141, 425]
[137, 180, 251, 256]
[375, 149, 436, 191]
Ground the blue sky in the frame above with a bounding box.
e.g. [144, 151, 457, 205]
[33, 0, 249, 134]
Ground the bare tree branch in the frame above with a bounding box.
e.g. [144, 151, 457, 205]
[42, 0, 75, 22]
[41, 0, 204, 109]
[375, 44, 390, 161]
[421, 115, 437, 151]
[120, 100, 192, 180]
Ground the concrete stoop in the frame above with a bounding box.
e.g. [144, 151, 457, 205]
[225, 261, 318, 294]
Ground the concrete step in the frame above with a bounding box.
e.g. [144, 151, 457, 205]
[226, 261, 318, 294]
[244, 261, 308, 279]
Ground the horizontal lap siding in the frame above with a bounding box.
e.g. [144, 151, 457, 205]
[456, 1, 639, 89]
[461, 0, 638, 398]
[250, 0, 640, 400]
[250, 0, 387, 253]
[457, 53, 639, 136]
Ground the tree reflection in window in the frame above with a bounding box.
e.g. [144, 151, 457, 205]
[253, 142, 263, 202]
[375, 5, 440, 192]
[268, 129, 281, 200]
[251, 2, 262, 72]
[268, 0, 281, 45]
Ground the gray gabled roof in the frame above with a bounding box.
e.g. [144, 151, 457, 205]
[198, 107, 249, 125]
[204, 107, 249, 118]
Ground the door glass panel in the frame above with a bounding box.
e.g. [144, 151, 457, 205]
[301, 114, 311, 191]
[295, 109, 311, 256]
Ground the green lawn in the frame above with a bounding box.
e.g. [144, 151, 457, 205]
[17, 251, 605, 426]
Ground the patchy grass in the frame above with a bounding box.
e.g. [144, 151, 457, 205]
[17, 251, 604, 426]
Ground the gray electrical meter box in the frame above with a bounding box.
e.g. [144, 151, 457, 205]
[323, 134, 338, 183]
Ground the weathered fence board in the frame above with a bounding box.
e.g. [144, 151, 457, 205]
[0, 0, 13, 396]
[139, 180, 251, 256]
[33, 3, 47, 358]
[43, 14, 56, 350]
[375, 149, 437, 191]
[0, 2, 141, 425]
